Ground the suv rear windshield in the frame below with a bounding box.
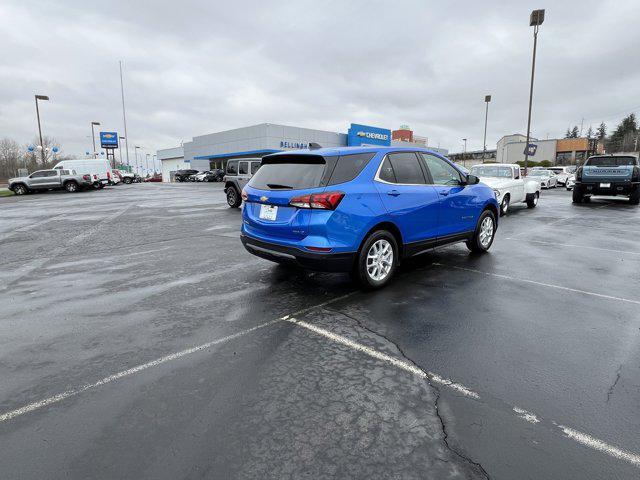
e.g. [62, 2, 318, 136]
[586, 156, 637, 167]
[248, 153, 375, 190]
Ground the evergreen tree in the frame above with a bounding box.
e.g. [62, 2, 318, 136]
[565, 128, 572, 139]
[570, 126, 580, 138]
[597, 122, 606, 140]
[586, 126, 594, 139]
[608, 114, 638, 152]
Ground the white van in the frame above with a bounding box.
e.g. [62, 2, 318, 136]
[53, 159, 112, 188]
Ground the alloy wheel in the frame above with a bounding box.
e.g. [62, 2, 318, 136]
[366, 239, 393, 281]
[479, 216, 494, 248]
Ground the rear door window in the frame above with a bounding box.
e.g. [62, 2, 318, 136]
[378, 157, 396, 183]
[239, 162, 248, 175]
[327, 153, 375, 185]
[248, 155, 326, 190]
[250, 162, 261, 174]
[387, 152, 426, 184]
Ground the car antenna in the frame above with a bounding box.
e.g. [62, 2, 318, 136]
[309, 142, 322, 150]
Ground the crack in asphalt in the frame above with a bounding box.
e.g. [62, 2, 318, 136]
[606, 364, 623, 403]
[325, 306, 491, 479]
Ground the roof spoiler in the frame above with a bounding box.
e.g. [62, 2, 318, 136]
[309, 142, 322, 150]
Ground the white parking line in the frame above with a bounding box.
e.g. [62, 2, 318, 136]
[285, 315, 640, 468]
[435, 263, 640, 306]
[0, 292, 357, 423]
[284, 316, 480, 399]
[506, 238, 640, 256]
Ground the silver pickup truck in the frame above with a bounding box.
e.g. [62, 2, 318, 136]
[8, 169, 94, 195]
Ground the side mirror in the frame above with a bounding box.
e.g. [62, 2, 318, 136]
[466, 174, 480, 185]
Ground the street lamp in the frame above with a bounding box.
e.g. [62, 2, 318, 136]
[462, 138, 467, 154]
[134, 146, 141, 175]
[34, 95, 49, 163]
[524, 9, 545, 175]
[118, 137, 125, 166]
[90, 121, 101, 158]
[483, 95, 492, 162]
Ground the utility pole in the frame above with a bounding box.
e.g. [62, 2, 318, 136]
[524, 9, 545, 175]
[483, 95, 491, 163]
[119, 61, 130, 166]
[91, 121, 101, 158]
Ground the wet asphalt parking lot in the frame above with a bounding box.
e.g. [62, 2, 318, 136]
[1, 182, 639, 479]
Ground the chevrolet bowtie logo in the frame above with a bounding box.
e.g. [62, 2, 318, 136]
[260, 196, 268, 202]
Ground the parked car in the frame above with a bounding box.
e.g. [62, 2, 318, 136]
[469, 163, 541, 215]
[119, 171, 136, 184]
[547, 166, 576, 186]
[8, 169, 94, 195]
[110, 170, 122, 185]
[573, 155, 640, 204]
[240, 147, 499, 289]
[174, 169, 199, 182]
[144, 174, 162, 182]
[53, 159, 112, 188]
[193, 171, 209, 182]
[224, 158, 262, 207]
[208, 168, 225, 182]
[527, 169, 558, 188]
[566, 174, 576, 190]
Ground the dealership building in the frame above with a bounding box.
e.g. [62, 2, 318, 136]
[157, 123, 447, 181]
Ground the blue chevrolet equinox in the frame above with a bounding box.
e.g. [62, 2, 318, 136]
[240, 146, 499, 289]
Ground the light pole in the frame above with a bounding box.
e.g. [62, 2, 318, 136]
[119, 136, 126, 167]
[134, 146, 141, 175]
[462, 138, 467, 154]
[524, 9, 545, 175]
[483, 95, 491, 162]
[91, 121, 101, 158]
[34, 95, 49, 163]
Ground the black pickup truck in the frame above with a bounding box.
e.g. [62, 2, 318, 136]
[573, 155, 640, 205]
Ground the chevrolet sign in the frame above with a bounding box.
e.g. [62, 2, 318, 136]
[356, 131, 389, 141]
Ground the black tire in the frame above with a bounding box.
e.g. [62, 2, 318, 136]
[123, 177, 132, 184]
[466, 209, 496, 253]
[353, 230, 398, 290]
[629, 187, 640, 205]
[65, 181, 78, 193]
[499, 195, 510, 216]
[226, 186, 242, 208]
[12, 184, 28, 195]
[526, 191, 539, 208]
[572, 187, 583, 204]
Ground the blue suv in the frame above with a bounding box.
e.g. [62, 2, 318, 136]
[240, 146, 499, 288]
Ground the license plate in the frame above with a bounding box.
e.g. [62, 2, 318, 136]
[259, 204, 278, 221]
[600, 183, 611, 188]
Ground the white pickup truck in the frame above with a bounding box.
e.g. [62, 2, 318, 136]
[470, 163, 541, 215]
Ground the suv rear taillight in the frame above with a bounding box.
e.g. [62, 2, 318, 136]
[107, 171, 111, 179]
[289, 191, 345, 210]
[82, 174, 90, 181]
[241, 189, 248, 201]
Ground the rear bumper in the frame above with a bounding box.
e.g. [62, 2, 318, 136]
[241, 234, 355, 272]
[576, 181, 638, 196]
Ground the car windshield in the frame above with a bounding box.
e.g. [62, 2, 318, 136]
[470, 166, 513, 178]
[529, 170, 548, 176]
[586, 156, 636, 167]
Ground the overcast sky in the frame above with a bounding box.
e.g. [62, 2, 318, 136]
[1, 0, 639, 158]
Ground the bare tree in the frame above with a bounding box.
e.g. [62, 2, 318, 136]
[0, 138, 22, 179]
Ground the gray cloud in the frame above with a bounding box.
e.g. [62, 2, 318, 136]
[1, 0, 639, 158]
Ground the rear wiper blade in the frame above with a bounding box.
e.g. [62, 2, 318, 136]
[266, 183, 293, 189]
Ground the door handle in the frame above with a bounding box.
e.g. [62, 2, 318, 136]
[439, 190, 450, 196]
[387, 190, 400, 197]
